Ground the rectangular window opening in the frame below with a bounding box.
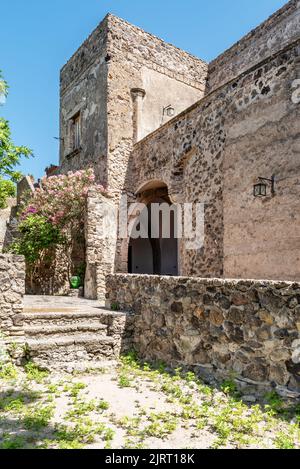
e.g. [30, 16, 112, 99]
[69, 112, 81, 152]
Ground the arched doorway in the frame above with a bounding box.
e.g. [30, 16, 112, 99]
[128, 182, 179, 276]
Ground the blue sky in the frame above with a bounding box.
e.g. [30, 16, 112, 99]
[0, 0, 287, 180]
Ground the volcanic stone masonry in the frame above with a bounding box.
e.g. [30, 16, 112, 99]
[0, 254, 25, 339]
[106, 274, 300, 400]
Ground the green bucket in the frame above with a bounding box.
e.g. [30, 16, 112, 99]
[70, 276, 81, 289]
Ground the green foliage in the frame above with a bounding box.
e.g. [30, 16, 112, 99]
[0, 362, 18, 380]
[0, 177, 15, 208]
[264, 391, 284, 414]
[0, 436, 27, 449]
[0, 117, 32, 181]
[63, 382, 86, 398]
[274, 432, 296, 449]
[22, 404, 55, 431]
[24, 362, 49, 383]
[0, 396, 26, 412]
[0, 71, 33, 208]
[221, 378, 240, 397]
[11, 215, 64, 264]
[143, 412, 178, 439]
[118, 373, 133, 388]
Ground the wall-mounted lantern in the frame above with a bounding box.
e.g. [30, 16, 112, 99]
[163, 104, 175, 118]
[253, 175, 275, 197]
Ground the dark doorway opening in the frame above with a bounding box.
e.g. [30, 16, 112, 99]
[128, 199, 178, 276]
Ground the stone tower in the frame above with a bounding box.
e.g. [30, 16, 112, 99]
[59, 14, 208, 194]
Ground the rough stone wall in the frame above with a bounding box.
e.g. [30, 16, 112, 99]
[125, 38, 300, 281]
[0, 198, 17, 252]
[223, 41, 300, 281]
[84, 190, 117, 300]
[106, 274, 300, 399]
[59, 16, 109, 183]
[207, 0, 300, 92]
[25, 246, 73, 296]
[59, 3, 300, 283]
[0, 254, 25, 340]
[106, 14, 208, 194]
[59, 13, 208, 193]
[16, 176, 35, 206]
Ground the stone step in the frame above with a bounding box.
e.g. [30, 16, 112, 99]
[26, 333, 116, 350]
[24, 323, 108, 339]
[29, 359, 119, 373]
[25, 333, 122, 368]
[18, 308, 127, 327]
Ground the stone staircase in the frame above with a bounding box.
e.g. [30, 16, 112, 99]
[12, 297, 134, 372]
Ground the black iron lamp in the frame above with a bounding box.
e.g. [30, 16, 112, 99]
[253, 175, 275, 197]
[163, 104, 175, 118]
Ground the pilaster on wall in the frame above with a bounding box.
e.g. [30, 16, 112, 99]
[84, 190, 117, 300]
[0, 254, 25, 340]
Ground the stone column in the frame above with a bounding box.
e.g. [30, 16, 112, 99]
[84, 190, 118, 300]
[131, 88, 146, 143]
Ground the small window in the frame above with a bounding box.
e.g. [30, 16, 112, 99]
[69, 112, 81, 152]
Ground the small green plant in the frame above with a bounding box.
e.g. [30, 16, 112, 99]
[111, 302, 120, 311]
[274, 432, 296, 449]
[0, 436, 27, 449]
[47, 384, 61, 396]
[0, 396, 26, 412]
[221, 378, 240, 397]
[57, 439, 84, 450]
[118, 373, 132, 388]
[63, 381, 86, 397]
[103, 427, 115, 442]
[143, 412, 178, 439]
[0, 362, 18, 380]
[264, 391, 284, 414]
[22, 404, 55, 431]
[24, 362, 49, 383]
[98, 399, 110, 411]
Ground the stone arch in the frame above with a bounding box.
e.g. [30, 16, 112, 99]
[126, 180, 179, 276]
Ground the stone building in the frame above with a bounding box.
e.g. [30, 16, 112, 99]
[57, 0, 300, 298]
[0, 0, 300, 398]
[3, 0, 298, 298]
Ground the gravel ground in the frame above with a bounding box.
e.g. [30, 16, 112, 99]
[0, 355, 299, 449]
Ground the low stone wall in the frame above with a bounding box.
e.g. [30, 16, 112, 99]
[0, 254, 25, 339]
[106, 274, 300, 400]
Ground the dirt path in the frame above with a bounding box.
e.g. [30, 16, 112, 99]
[0, 354, 299, 449]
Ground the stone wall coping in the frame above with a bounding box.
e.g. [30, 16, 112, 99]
[106, 14, 207, 67]
[106, 271, 300, 397]
[209, 0, 299, 69]
[60, 13, 207, 94]
[133, 36, 300, 150]
[60, 15, 108, 75]
[0, 254, 25, 262]
[107, 273, 300, 289]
